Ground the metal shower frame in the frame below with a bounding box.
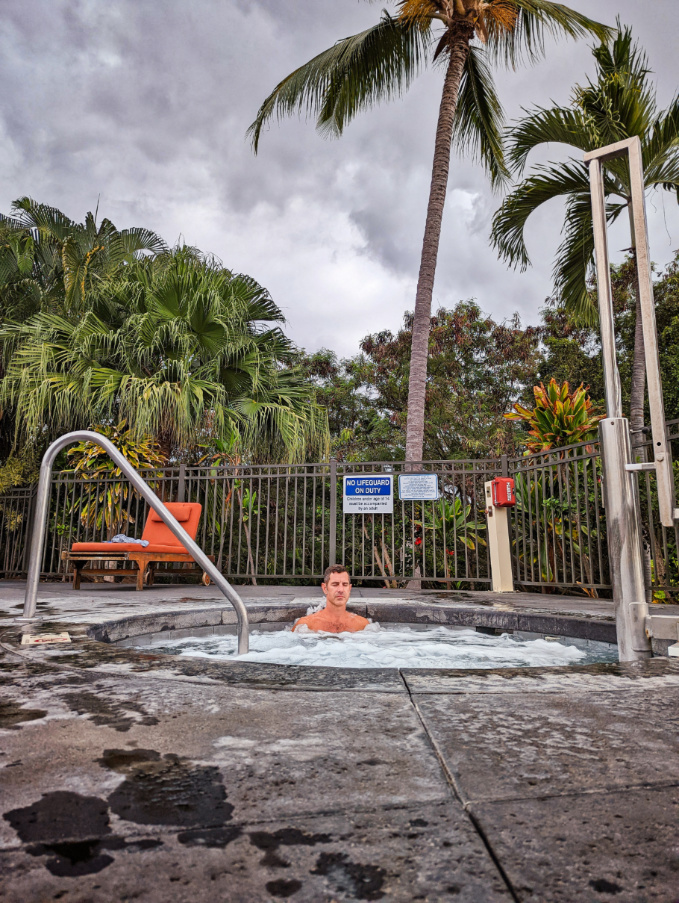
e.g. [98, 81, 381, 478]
[586, 136, 676, 661]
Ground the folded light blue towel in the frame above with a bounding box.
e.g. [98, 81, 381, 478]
[109, 534, 149, 547]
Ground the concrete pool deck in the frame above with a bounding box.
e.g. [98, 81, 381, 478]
[1, 580, 679, 901]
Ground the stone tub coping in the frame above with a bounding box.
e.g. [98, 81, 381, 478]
[88, 599, 617, 646]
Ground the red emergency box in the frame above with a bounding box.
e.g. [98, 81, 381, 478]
[491, 477, 515, 507]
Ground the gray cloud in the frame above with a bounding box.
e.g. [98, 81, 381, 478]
[1, 0, 677, 356]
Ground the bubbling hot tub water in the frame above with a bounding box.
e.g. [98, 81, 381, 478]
[125, 621, 618, 670]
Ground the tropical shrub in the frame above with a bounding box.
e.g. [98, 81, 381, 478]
[1, 247, 328, 463]
[505, 378, 602, 452]
[66, 422, 165, 537]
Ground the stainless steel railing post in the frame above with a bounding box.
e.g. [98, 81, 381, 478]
[18, 431, 249, 654]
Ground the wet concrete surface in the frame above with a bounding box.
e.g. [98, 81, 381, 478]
[1, 580, 679, 901]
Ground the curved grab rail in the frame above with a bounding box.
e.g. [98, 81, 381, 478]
[20, 431, 249, 654]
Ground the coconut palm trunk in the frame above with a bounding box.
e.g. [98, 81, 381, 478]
[405, 32, 472, 463]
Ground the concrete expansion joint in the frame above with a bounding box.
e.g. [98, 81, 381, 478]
[462, 780, 679, 809]
[397, 670, 521, 902]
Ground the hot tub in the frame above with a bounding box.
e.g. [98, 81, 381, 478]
[106, 600, 618, 671]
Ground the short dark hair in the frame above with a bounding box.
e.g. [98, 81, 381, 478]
[323, 564, 350, 583]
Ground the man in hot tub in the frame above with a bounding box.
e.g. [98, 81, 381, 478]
[292, 565, 370, 633]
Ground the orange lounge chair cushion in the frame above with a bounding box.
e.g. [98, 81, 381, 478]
[149, 507, 191, 523]
[70, 542, 194, 555]
[71, 502, 203, 555]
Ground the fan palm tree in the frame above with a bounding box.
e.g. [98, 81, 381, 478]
[491, 26, 679, 433]
[0, 248, 328, 463]
[0, 197, 166, 320]
[249, 0, 609, 462]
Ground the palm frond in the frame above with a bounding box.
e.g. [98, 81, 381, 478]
[643, 94, 679, 180]
[551, 192, 597, 325]
[452, 44, 508, 188]
[490, 160, 596, 269]
[11, 197, 75, 243]
[490, 1, 612, 68]
[248, 14, 431, 150]
[507, 105, 589, 173]
[645, 158, 679, 197]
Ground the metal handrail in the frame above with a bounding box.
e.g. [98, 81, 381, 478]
[18, 431, 249, 654]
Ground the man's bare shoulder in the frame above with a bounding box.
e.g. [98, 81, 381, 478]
[292, 610, 325, 631]
[344, 612, 370, 632]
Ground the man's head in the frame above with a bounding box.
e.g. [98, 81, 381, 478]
[322, 564, 352, 609]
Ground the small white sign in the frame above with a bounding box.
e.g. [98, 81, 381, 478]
[398, 473, 439, 501]
[343, 475, 393, 514]
[21, 632, 72, 646]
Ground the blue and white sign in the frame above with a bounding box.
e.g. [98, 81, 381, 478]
[343, 475, 393, 514]
[398, 473, 439, 501]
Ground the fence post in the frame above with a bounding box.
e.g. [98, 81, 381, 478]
[22, 487, 38, 576]
[484, 481, 514, 593]
[329, 457, 337, 567]
[500, 454, 508, 478]
[177, 464, 186, 503]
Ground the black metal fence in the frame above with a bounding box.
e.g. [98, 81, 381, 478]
[506, 420, 679, 599]
[0, 486, 34, 578]
[509, 439, 608, 594]
[0, 458, 495, 587]
[2, 424, 679, 597]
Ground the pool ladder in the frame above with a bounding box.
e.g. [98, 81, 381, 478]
[17, 431, 250, 654]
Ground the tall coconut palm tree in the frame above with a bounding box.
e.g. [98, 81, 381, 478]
[491, 26, 679, 434]
[0, 248, 328, 463]
[249, 1, 609, 462]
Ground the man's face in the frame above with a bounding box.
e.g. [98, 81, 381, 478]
[322, 571, 352, 608]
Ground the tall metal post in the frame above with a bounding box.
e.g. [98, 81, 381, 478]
[627, 139, 676, 525]
[585, 138, 658, 661]
[328, 457, 337, 566]
[18, 431, 250, 654]
[598, 418, 650, 660]
[177, 464, 186, 503]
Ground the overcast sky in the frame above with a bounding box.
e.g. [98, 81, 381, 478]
[1, 1, 678, 357]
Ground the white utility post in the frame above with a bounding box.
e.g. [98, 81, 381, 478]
[485, 481, 514, 593]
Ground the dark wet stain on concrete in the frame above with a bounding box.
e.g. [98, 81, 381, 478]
[26, 836, 164, 877]
[3, 792, 127, 877]
[63, 690, 159, 732]
[4, 791, 111, 844]
[312, 851, 387, 901]
[98, 748, 161, 771]
[177, 825, 242, 848]
[0, 702, 48, 730]
[265, 877, 303, 898]
[102, 749, 233, 827]
[28, 839, 115, 877]
[590, 877, 623, 894]
[249, 827, 332, 868]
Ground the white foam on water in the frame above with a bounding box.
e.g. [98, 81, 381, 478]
[136, 623, 617, 670]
